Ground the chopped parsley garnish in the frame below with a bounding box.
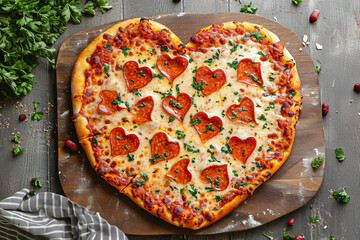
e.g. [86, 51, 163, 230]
[152, 73, 164, 79]
[150, 49, 156, 55]
[214, 176, 220, 188]
[32, 101, 43, 120]
[215, 196, 222, 202]
[155, 190, 160, 194]
[133, 180, 145, 186]
[240, 2, 258, 14]
[236, 181, 250, 187]
[316, 59, 322, 73]
[191, 77, 204, 92]
[180, 188, 184, 195]
[169, 99, 183, 109]
[253, 161, 263, 170]
[175, 83, 181, 95]
[207, 149, 220, 163]
[311, 157, 324, 168]
[288, 92, 296, 98]
[169, 185, 178, 190]
[140, 172, 148, 181]
[128, 153, 134, 162]
[111, 93, 123, 104]
[232, 170, 238, 177]
[161, 45, 170, 52]
[153, 88, 172, 99]
[230, 111, 238, 119]
[123, 145, 129, 150]
[335, 148, 345, 161]
[13, 146, 25, 155]
[137, 101, 146, 107]
[188, 184, 199, 199]
[131, 89, 141, 96]
[194, 206, 201, 211]
[252, 30, 264, 41]
[333, 187, 350, 203]
[221, 110, 226, 117]
[32, 177, 42, 188]
[205, 187, 214, 192]
[184, 143, 200, 153]
[221, 137, 233, 154]
[267, 147, 272, 152]
[309, 216, 318, 223]
[265, 102, 275, 111]
[249, 73, 262, 86]
[203, 123, 215, 133]
[258, 114, 267, 121]
[122, 45, 130, 56]
[169, 116, 175, 123]
[12, 133, 21, 143]
[190, 117, 202, 126]
[164, 60, 168, 65]
[175, 130, 186, 139]
[257, 51, 266, 57]
[283, 65, 289, 71]
[116, 136, 121, 140]
[229, 41, 239, 53]
[149, 153, 166, 164]
[106, 44, 112, 51]
[227, 58, 239, 70]
[137, 70, 145, 77]
[269, 76, 275, 81]
[91, 136, 99, 145]
[258, 145, 263, 152]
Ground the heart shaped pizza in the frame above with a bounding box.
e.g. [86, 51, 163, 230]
[71, 18, 301, 230]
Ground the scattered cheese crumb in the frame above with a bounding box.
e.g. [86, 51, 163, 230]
[316, 43, 323, 50]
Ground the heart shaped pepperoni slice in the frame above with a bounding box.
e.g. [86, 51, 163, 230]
[98, 90, 125, 115]
[237, 58, 263, 87]
[192, 112, 223, 142]
[200, 164, 229, 191]
[123, 60, 153, 92]
[195, 66, 226, 96]
[129, 96, 154, 123]
[162, 93, 192, 122]
[226, 96, 257, 125]
[156, 54, 188, 83]
[166, 158, 192, 185]
[150, 132, 180, 164]
[110, 127, 139, 156]
[228, 136, 257, 164]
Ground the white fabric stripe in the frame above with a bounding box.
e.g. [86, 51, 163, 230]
[0, 189, 127, 240]
[0, 224, 34, 240]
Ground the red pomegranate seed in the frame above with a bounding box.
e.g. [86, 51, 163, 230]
[288, 218, 295, 226]
[322, 102, 329, 116]
[19, 114, 27, 121]
[310, 9, 320, 23]
[294, 235, 305, 240]
[354, 83, 360, 92]
[65, 140, 78, 152]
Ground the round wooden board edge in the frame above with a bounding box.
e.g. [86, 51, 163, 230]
[56, 12, 325, 235]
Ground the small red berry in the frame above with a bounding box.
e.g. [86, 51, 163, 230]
[288, 218, 295, 226]
[19, 114, 27, 121]
[310, 9, 320, 23]
[65, 140, 78, 152]
[354, 83, 360, 92]
[294, 235, 305, 240]
[322, 102, 329, 116]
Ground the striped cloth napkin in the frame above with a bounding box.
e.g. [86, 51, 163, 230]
[0, 189, 128, 240]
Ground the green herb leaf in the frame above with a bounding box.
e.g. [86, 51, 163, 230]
[13, 146, 25, 156]
[309, 216, 319, 223]
[292, 0, 302, 4]
[169, 116, 175, 123]
[240, 2, 258, 14]
[333, 187, 350, 203]
[32, 177, 42, 188]
[215, 196, 222, 202]
[335, 148, 345, 161]
[283, 232, 295, 240]
[252, 30, 264, 41]
[329, 234, 335, 240]
[12, 133, 21, 143]
[175, 130, 186, 139]
[91, 136, 99, 145]
[311, 157, 324, 168]
[184, 143, 200, 153]
[316, 59, 321, 73]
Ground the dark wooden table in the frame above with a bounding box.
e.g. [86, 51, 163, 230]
[1, 1, 359, 239]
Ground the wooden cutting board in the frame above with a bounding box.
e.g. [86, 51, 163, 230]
[56, 12, 324, 235]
